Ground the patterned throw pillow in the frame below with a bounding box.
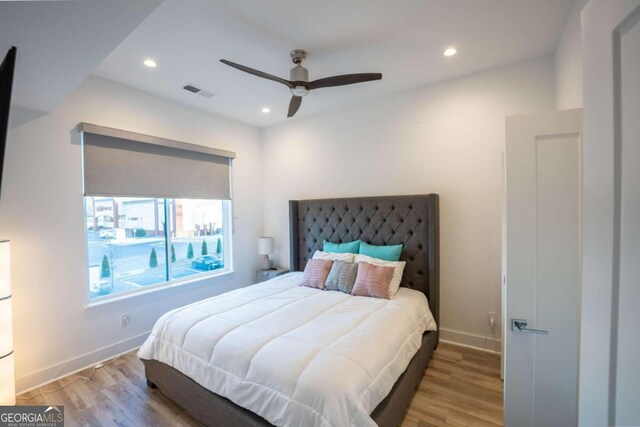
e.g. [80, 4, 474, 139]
[351, 262, 395, 299]
[300, 259, 333, 290]
[353, 254, 406, 298]
[325, 260, 358, 293]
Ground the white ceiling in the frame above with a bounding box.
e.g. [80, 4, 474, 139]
[0, 0, 162, 127]
[96, 0, 570, 127]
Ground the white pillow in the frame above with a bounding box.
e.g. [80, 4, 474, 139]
[312, 250, 355, 263]
[354, 254, 406, 298]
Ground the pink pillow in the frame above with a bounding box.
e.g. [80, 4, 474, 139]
[300, 259, 333, 289]
[351, 262, 394, 299]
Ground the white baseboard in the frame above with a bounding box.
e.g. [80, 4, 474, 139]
[439, 327, 501, 353]
[16, 331, 150, 395]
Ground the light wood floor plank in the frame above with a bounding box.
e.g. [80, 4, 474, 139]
[17, 341, 503, 426]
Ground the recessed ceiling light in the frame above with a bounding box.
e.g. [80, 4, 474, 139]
[143, 58, 157, 68]
[261, 107, 271, 113]
[444, 47, 457, 57]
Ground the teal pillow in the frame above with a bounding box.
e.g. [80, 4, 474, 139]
[359, 241, 403, 262]
[323, 239, 360, 254]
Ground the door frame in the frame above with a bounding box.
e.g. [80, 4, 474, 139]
[580, 1, 640, 425]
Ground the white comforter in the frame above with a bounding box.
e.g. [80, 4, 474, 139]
[138, 272, 436, 427]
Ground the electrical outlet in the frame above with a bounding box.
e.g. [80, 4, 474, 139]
[120, 314, 130, 327]
[487, 312, 497, 328]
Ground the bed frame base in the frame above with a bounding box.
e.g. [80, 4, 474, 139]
[143, 331, 436, 427]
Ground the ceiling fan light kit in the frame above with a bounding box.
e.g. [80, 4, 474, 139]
[220, 49, 382, 118]
[289, 51, 310, 97]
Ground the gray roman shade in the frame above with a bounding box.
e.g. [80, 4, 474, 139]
[79, 123, 235, 200]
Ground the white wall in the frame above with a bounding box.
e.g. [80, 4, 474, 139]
[262, 57, 556, 351]
[555, 0, 588, 109]
[0, 76, 264, 393]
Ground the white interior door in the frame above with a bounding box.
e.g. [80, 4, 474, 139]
[580, 1, 640, 425]
[504, 109, 582, 427]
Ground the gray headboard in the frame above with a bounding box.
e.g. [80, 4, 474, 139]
[289, 194, 439, 342]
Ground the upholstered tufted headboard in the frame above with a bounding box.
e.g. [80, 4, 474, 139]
[289, 194, 439, 341]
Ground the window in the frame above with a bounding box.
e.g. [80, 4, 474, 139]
[86, 197, 230, 299]
[80, 123, 235, 301]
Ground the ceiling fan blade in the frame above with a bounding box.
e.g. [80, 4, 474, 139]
[220, 59, 294, 89]
[308, 73, 382, 90]
[288, 96, 302, 117]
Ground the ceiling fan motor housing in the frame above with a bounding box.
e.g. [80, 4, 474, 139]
[290, 65, 309, 82]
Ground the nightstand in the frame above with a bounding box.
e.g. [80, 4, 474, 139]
[256, 267, 289, 283]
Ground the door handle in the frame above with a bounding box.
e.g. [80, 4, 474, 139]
[511, 319, 548, 335]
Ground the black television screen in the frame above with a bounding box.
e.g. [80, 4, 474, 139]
[0, 46, 17, 201]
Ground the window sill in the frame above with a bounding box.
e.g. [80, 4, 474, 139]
[85, 268, 234, 309]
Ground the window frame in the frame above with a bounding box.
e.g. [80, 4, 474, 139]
[83, 197, 234, 305]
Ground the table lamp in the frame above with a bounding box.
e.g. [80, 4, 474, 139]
[258, 237, 274, 270]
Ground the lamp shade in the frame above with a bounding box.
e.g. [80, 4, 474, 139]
[257, 237, 275, 255]
[0, 240, 15, 405]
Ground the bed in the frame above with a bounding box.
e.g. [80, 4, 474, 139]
[140, 194, 440, 426]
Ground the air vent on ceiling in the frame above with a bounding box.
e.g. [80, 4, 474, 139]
[182, 83, 216, 98]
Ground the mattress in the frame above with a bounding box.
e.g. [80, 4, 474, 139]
[138, 272, 437, 427]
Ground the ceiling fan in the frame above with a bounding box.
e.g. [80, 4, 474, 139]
[220, 50, 382, 118]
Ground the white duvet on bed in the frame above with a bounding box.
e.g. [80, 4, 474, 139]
[138, 272, 437, 427]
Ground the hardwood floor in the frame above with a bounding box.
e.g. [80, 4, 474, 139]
[17, 341, 503, 427]
[402, 343, 503, 427]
